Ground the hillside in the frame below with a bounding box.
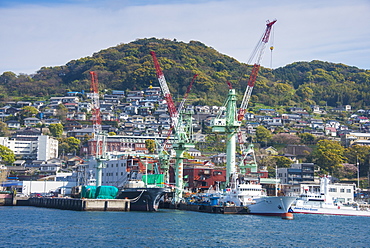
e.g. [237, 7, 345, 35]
[0, 38, 370, 109]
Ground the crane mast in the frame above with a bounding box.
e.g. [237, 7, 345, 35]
[211, 20, 276, 185]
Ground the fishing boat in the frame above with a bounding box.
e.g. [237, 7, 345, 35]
[290, 176, 370, 216]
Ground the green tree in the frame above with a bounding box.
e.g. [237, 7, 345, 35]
[344, 145, 370, 178]
[58, 137, 81, 155]
[298, 133, 316, 144]
[56, 104, 68, 122]
[313, 139, 346, 177]
[145, 139, 156, 154]
[271, 133, 301, 144]
[20, 106, 39, 118]
[205, 134, 227, 152]
[255, 125, 272, 146]
[49, 123, 63, 138]
[0, 145, 15, 165]
[0, 121, 10, 137]
[273, 156, 293, 168]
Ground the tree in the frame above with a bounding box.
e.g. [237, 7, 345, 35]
[271, 133, 301, 144]
[0, 145, 15, 165]
[20, 106, 39, 119]
[58, 137, 81, 155]
[0, 121, 10, 137]
[344, 145, 370, 178]
[298, 133, 316, 144]
[255, 125, 272, 146]
[145, 139, 156, 154]
[273, 156, 293, 168]
[56, 104, 68, 122]
[204, 134, 227, 152]
[49, 123, 63, 138]
[313, 139, 346, 177]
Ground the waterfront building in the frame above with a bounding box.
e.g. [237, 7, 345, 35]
[183, 164, 226, 191]
[277, 162, 315, 185]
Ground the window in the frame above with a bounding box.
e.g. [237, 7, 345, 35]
[340, 189, 345, 193]
[346, 189, 351, 193]
[329, 188, 337, 192]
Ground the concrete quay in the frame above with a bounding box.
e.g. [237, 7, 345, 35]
[28, 197, 131, 211]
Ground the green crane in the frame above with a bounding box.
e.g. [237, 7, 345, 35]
[151, 51, 197, 203]
[211, 20, 277, 185]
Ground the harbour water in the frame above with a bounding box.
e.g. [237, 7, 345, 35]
[1, 206, 369, 247]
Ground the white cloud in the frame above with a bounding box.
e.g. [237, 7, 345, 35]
[0, 0, 369, 74]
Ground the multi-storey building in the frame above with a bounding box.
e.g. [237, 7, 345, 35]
[0, 135, 58, 161]
[277, 162, 315, 185]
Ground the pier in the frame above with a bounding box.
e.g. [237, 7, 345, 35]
[27, 197, 131, 211]
[176, 203, 250, 214]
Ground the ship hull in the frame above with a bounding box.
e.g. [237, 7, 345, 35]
[291, 206, 370, 217]
[116, 187, 170, 211]
[247, 196, 297, 216]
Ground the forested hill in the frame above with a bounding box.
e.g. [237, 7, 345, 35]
[1, 37, 370, 109]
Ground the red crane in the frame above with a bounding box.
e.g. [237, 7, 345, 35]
[237, 19, 276, 122]
[151, 51, 198, 148]
[237, 20, 276, 153]
[89, 71, 103, 156]
[150, 51, 179, 129]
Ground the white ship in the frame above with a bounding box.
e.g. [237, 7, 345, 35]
[291, 176, 370, 216]
[219, 177, 296, 218]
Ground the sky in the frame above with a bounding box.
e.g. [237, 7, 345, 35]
[0, 0, 369, 75]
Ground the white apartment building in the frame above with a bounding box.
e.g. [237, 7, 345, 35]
[0, 135, 58, 161]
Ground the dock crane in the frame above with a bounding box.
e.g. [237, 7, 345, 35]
[90, 71, 107, 187]
[150, 51, 197, 203]
[211, 20, 276, 185]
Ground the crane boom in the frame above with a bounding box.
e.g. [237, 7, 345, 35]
[90, 71, 103, 155]
[150, 51, 196, 203]
[237, 20, 276, 172]
[150, 51, 178, 129]
[238, 19, 276, 121]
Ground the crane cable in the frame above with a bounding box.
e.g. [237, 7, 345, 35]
[269, 25, 275, 69]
